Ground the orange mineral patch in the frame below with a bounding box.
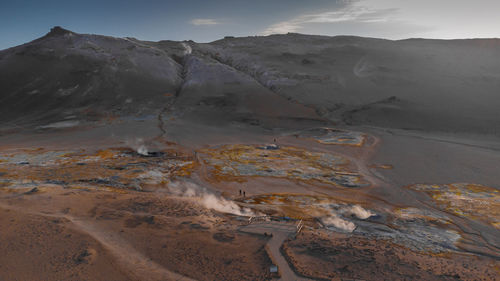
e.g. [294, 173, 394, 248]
[198, 144, 369, 188]
[0, 148, 195, 191]
[96, 149, 115, 159]
[408, 183, 500, 229]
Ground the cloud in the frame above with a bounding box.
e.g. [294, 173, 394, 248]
[261, 1, 398, 35]
[190, 18, 219, 26]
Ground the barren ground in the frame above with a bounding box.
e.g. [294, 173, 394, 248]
[1, 29, 499, 280]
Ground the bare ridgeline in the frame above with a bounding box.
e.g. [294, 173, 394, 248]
[0, 26, 499, 280]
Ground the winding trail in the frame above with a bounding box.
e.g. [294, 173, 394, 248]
[240, 221, 311, 281]
[0, 203, 195, 281]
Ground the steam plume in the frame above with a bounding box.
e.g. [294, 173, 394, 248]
[321, 215, 355, 232]
[166, 181, 255, 216]
[126, 138, 149, 156]
[181, 42, 192, 55]
[343, 205, 375, 219]
[137, 145, 149, 156]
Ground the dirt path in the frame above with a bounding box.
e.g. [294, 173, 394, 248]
[240, 221, 311, 281]
[0, 202, 196, 281]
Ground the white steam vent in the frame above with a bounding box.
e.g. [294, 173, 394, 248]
[166, 181, 256, 216]
[137, 145, 149, 156]
[126, 138, 150, 156]
[181, 42, 192, 55]
[321, 215, 356, 232]
[343, 205, 375, 219]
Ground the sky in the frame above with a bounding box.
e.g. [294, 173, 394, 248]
[1, 0, 500, 50]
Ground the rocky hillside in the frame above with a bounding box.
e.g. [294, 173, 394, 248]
[1, 27, 499, 134]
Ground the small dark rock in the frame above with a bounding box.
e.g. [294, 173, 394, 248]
[190, 223, 209, 230]
[45, 180, 67, 185]
[47, 26, 73, 37]
[74, 249, 91, 264]
[144, 215, 155, 225]
[301, 58, 314, 65]
[25, 187, 39, 195]
[213, 232, 235, 242]
[137, 151, 164, 158]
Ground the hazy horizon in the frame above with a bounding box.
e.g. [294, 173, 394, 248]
[2, 0, 500, 50]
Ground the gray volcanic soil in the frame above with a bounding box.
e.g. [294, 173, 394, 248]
[0, 27, 181, 128]
[3, 27, 500, 135]
[199, 34, 500, 135]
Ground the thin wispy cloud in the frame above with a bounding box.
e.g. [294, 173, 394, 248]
[190, 18, 219, 26]
[262, 2, 398, 35]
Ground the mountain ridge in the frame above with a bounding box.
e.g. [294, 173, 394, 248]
[1, 27, 499, 135]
